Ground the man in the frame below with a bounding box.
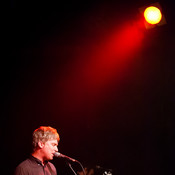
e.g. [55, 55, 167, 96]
[14, 126, 60, 175]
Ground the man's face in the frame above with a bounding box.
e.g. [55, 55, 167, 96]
[42, 139, 58, 161]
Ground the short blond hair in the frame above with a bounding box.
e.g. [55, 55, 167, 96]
[32, 126, 60, 151]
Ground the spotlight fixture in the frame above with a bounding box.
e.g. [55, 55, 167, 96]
[139, 2, 166, 29]
[144, 6, 162, 25]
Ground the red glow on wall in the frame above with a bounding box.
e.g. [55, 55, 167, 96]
[58, 20, 145, 115]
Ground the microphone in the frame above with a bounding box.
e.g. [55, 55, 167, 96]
[54, 152, 77, 162]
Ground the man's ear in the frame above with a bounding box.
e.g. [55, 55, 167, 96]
[38, 141, 45, 149]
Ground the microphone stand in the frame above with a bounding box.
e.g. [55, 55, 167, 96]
[67, 162, 78, 175]
[67, 160, 86, 175]
[77, 160, 86, 175]
[66, 160, 86, 175]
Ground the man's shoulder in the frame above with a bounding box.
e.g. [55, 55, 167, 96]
[14, 159, 31, 175]
[16, 158, 32, 167]
[47, 161, 57, 171]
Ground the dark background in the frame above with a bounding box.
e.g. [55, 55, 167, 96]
[2, 0, 175, 174]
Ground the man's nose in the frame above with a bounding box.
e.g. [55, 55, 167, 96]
[55, 147, 58, 152]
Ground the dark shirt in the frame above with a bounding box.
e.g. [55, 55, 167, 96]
[14, 155, 57, 175]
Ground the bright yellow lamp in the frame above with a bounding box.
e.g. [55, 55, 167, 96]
[144, 6, 162, 25]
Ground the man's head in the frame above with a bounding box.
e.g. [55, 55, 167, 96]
[32, 126, 60, 161]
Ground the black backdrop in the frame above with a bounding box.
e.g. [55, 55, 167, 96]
[2, 0, 175, 174]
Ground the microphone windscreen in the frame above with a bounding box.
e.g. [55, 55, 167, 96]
[54, 152, 61, 157]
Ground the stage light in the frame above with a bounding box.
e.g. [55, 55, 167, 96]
[139, 2, 166, 29]
[144, 6, 162, 24]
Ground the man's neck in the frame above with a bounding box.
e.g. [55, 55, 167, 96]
[32, 151, 45, 166]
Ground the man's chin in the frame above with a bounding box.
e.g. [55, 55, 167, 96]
[50, 155, 54, 160]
